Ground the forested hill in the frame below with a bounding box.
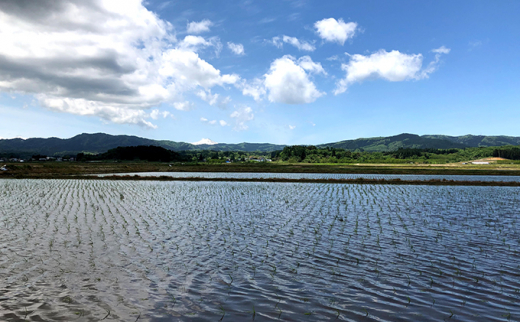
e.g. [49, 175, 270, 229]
[318, 133, 467, 152]
[319, 133, 520, 152]
[422, 135, 520, 147]
[1, 132, 520, 157]
[0, 133, 285, 156]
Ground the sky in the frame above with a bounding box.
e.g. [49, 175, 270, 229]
[0, 0, 519, 145]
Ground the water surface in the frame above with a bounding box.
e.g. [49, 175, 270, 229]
[96, 171, 520, 182]
[1, 179, 519, 321]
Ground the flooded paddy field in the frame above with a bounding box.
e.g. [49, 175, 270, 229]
[1, 179, 519, 321]
[96, 171, 520, 182]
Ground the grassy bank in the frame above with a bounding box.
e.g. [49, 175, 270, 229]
[2, 161, 520, 179]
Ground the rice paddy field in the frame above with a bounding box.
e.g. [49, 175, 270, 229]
[1, 178, 519, 321]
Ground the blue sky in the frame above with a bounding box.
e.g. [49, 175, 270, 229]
[0, 0, 519, 145]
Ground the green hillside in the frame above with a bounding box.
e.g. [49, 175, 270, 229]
[423, 135, 520, 147]
[0, 133, 285, 156]
[1, 132, 520, 158]
[319, 133, 467, 151]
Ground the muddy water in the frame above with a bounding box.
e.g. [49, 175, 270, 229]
[1, 179, 519, 321]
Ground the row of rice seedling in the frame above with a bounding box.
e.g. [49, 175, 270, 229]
[0, 179, 519, 321]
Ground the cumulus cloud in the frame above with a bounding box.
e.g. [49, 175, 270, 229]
[230, 106, 254, 131]
[289, 125, 296, 130]
[0, 1, 235, 128]
[187, 19, 213, 34]
[264, 55, 325, 104]
[219, 120, 228, 126]
[314, 18, 357, 45]
[227, 42, 245, 55]
[271, 36, 315, 51]
[335, 48, 450, 94]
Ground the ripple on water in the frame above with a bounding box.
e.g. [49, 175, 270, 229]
[0, 179, 519, 321]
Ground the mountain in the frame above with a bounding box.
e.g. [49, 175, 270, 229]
[318, 133, 468, 152]
[1, 132, 520, 157]
[423, 135, 520, 147]
[0, 133, 285, 156]
[192, 138, 218, 145]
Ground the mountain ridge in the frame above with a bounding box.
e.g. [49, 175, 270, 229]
[1, 132, 520, 157]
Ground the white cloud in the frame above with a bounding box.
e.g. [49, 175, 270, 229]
[420, 46, 451, 77]
[238, 78, 266, 102]
[297, 56, 326, 75]
[432, 46, 451, 54]
[178, 35, 222, 57]
[334, 49, 450, 94]
[39, 96, 158, 128]
[201, 117, 223, 125]
[187, 19, 213, 34]
[271, 36, 315, 51]
[264, 55, 324, 104]
[230, 106, 254, 131]
[173, 101, 193, 111]
[220, 96, 232, 107]
[0, 1, 234, 128]
[197, 89, 231, 108]
[271, 37, 283, 48]
[227, 42, 245, 55]
[314, 18, 357, 45]
[197, 89, 219, 106]
[149, 109, 171, 120]
[150, 109, 160, 120]
[159, 49, 239, 89]
[289, 125, 296, 130]
[192, 138, 217, 145]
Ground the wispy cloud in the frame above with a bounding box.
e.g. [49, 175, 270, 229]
[227, 42, 245, 55]
[187, 19, 213, 34]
